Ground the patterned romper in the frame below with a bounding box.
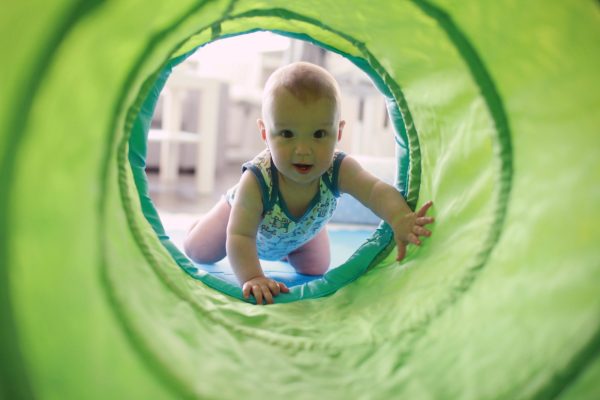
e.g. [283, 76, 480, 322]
[226, 148, 346, 261]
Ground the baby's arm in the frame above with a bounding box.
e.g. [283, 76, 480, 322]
[227, 171, 289, 304]
[338, 156, 434, 261]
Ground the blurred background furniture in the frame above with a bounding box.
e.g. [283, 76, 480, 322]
[147, 67, 228, 194]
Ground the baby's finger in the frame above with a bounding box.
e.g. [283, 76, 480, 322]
[279, 282, 290, 293]
[242, 283, 251, 299]
[416, 200, 433, 217]
[416, 216, 435, 225]
[396, 241, 407, 261]
[268, 280, 280, 296]
[413, 226, 431, 237]
[407, 233, 422, 246]
[252, 285, 263, 305]
[263, 287, 274, 305]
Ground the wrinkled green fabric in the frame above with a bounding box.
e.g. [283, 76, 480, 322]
[1, 1, 599, 399]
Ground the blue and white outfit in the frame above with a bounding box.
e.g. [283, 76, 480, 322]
[226, 149, 346, 261]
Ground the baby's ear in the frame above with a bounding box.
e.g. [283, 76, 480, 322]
[257, 119, 267, 141]
[337, 120, 346, 141]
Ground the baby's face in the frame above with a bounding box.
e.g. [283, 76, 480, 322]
[259, 88, 344, 187]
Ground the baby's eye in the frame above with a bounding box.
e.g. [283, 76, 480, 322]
[313, 129, 327, 138]
[279, 130, 294, 138]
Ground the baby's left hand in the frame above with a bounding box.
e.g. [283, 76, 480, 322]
[391, 200, 435, 261]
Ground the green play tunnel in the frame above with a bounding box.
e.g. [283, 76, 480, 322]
[2, 1, 599, 399]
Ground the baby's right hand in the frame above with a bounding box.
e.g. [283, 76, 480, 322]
[242, 276, 290, 305]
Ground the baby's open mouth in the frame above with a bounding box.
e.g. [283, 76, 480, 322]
[293, 163, 313, 174]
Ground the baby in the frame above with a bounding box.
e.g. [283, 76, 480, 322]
[184, 62, 434, 304]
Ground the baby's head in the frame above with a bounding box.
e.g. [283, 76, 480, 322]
[261, 61, 342, 122]
[258, 62, 345, 185]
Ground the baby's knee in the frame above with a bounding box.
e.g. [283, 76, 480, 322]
[290, 256, 330, 276]
[183, 237, 225, 264]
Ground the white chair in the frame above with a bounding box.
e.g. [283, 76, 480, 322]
[148, 69, 226, 194]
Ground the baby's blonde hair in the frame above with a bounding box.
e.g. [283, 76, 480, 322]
[262, 61, 342, 119]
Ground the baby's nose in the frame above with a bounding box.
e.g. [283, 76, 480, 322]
[294, 141, 311, 155]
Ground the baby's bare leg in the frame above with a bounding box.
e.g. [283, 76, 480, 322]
[183, 198, 231, 264]
[287, 228, 331, 275]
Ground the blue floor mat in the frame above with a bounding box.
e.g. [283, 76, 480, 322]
[167, 227, 375, 287]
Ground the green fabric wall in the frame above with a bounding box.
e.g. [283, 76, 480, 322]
[1, 1, 599, 399]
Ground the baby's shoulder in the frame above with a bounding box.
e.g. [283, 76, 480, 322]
[233, 170, 265, 212]
[336, 154, 371, 191]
